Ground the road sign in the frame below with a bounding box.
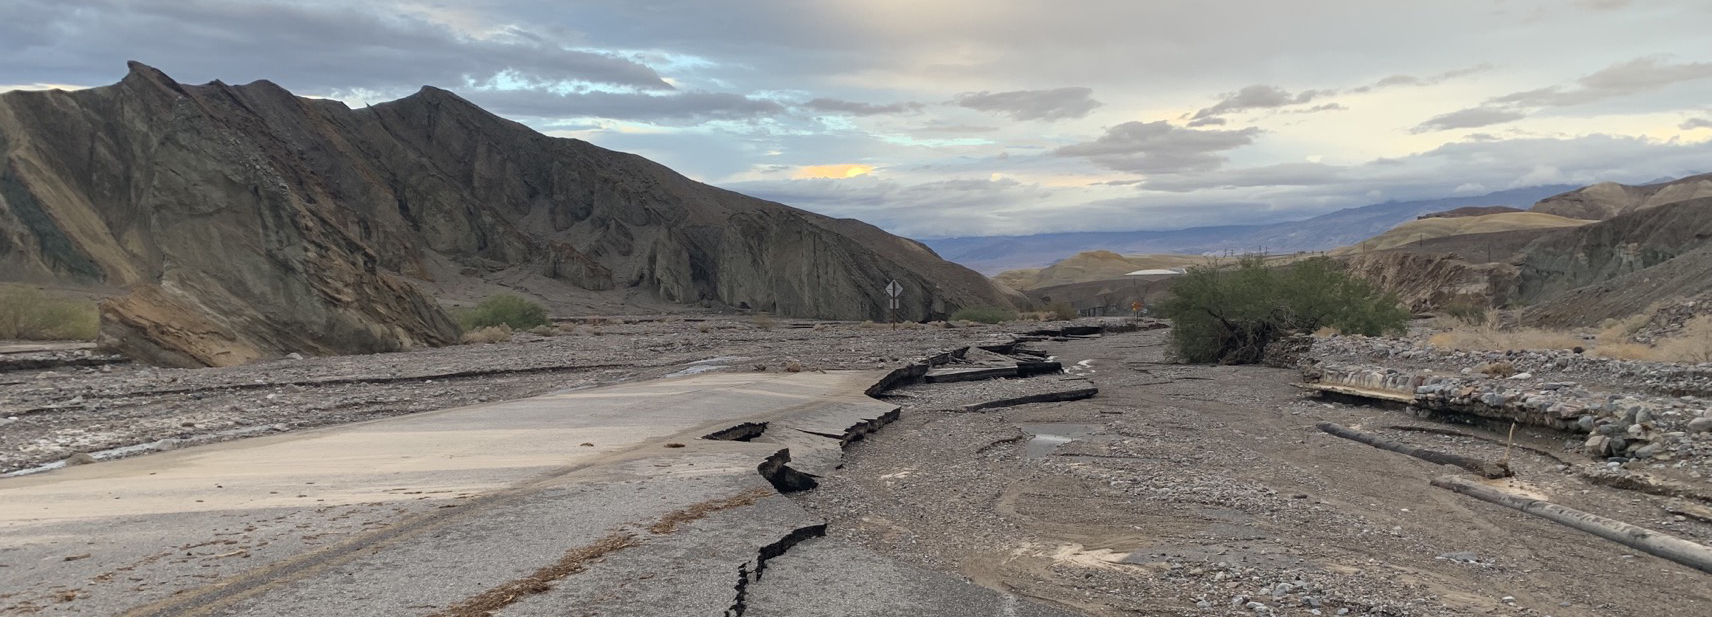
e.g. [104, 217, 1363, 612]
[884, 280, 902, 329]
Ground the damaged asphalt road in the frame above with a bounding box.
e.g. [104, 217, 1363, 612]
[0, 366, 1086, 616]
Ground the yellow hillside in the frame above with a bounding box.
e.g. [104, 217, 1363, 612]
[993, 251, 1211, 290]
[1333, 212, 1589, 255]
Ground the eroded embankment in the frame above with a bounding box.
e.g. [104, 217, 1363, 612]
[1304, 363, 1712, 462]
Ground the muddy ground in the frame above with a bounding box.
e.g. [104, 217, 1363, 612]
[0, 318, 1025, 474]
[798, 329, 1712, 617]
[5, 322, 1710, 616]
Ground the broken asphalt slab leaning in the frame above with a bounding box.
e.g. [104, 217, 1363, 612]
[0, 363, 1087, 616]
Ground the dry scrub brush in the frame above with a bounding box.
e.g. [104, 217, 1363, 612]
[0, 285, 99, 340]
[1428, 313, 1712, 364]
[461, 325, 514, 344]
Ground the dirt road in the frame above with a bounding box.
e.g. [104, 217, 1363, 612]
[797, 329, 1712, 616]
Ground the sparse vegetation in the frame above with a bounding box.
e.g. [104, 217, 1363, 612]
[1427, 326, 1583, 353]
[455, 294, 549, 331]
[1443, 300, 1489, 326]
[751, 312, 774, 330]
[950, 306, 1017, 324]
[0, 285, 99, 341]
[1426, 311, 1712, 363]
[460, 325, 514, 344]
[1048, 301, 1078, 320]
[1159, 256, 1410, 364]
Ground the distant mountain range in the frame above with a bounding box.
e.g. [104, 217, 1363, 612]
[919, 186, 1578, 275]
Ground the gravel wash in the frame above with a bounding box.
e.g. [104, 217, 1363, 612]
[796, 329, 1712, 617]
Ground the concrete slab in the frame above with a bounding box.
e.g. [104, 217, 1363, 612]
[925, 366, 1019, 383]
[743, 537, 1090, 617]
[0, 371, 885, 616]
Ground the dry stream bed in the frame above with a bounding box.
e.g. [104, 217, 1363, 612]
[4, 321, 1711, 616]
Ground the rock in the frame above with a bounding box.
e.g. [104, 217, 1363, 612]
[1584, 435, 1611, 457]
[64, 453, 97, 466]
[1633, 442, 1662, 459]
[0, 62, 1019, 367]
[1688, 417, 1712, 433]
[1510, 372, 1533, 380]
[1272, 583, 1293, 597]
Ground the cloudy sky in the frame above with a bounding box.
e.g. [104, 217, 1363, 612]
[6, 0, 1712, 238]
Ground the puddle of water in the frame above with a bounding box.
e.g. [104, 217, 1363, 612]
[690, 356, 750, 365]
[665, 364, 727, 378]
[1017, 422, 1102, 458]
[4, 425, 278, 478]
[663, 355, 755, 378]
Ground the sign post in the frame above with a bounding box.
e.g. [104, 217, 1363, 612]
[884, 279, 902, 330]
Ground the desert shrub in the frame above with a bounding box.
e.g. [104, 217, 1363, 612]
[1656, 316, 1712, 362]
[1159, 256, 1409, 364]
[1477, 360, 1516, 378]
[950, 306, 1017, 324]
[751, 312, 774, 330]
[1048, 301, 1078, 320]
[456, 295, 549, 331]
[461, 325, 514, 344]
[528, 324, 557, 336]
[0, 285, 99, 340]
[1443, 300, 1488, 326]
[1427, 327, 1583, 352]
[1595, 315, 1712, 362]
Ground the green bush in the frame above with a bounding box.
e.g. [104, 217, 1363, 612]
[455, 294, 550, 331]
[949, 306, 1017, 324]
[1158, 256, 1409, 364]
[0, 285, 99, 341]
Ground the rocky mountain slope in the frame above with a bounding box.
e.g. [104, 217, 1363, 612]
[1518, 196, 1712, 326]
[1330, 212, 1587, 255]
[1530, 173, 1712, 220]
[1416, 205, 1523, 219]
[0, 63, 1016, 367]
[921, 186, 1574, 275]
[992, 251, 1207, 291]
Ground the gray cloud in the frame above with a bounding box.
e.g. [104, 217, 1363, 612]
[1192, 85, 1330, 119]
[1489, 57, 1712, 108]
[1577, 0, 1634, 10]
[1138, 162, 1348, 192]
[1, 0, 670, 93]
[1055, 121, 1260, 174]
[803, 98, 924, 116]
[1354, 63, 1494, 92]
[1295, 103, 1348, 114]
[954, 87, 1103, 121]
[1411, 107, 1528, 133]
[911, 123, 1001, 133]
[1185, 117, 1228, 127]
[464, 88, 784, 122]
[1683, 118, 1712, 130]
